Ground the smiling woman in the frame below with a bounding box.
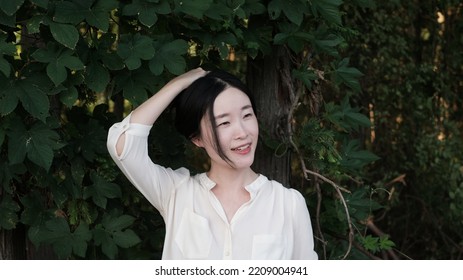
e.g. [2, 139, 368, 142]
[106, 68, 318, 260]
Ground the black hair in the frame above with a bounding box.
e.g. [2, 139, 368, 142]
[174, 69, 257, 166]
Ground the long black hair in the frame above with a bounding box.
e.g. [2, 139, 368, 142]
[174, 69, 257, 165]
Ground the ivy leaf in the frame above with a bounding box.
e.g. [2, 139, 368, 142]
[32, 43, 85, 86]
[0, 9, 15, 27]
[173, 0, 213, 19]
[292, 67, 317, 90]
[7, 122, 62, 171]
[268, 0, 307, 26]
[41, 218, 92, 259]
[60, 85, 78, 107]
[0, 194, 20, 230]
[379, 236, 395, 250]
[83, 172, 121, 209]
[54, 0, 118, 31]
[20, 191, 52, 226]
[273, 22, 313, 53]
[117, 34, 155, 70]
[31, 0, 49, 9]
[313, 27, 344, 56]
[84, 59, 109, 92]
[122, 0, 171, 28]
[0, 0, 25, 16]
[0, 34, 16, 77]
[311, 0, 343, 26]
[93, 212, 140, 259]
[340, 139, 380, 172]
[49, 21, 79, 50]
[115, 68, 158, 106]
[362, 235, 379, 252]
[76, 119, 107, 161]
[149, 39, 188, 75]
[333, 58, 364, 92]
[0, 78, 18, 116]
[3, 78, 49, 121]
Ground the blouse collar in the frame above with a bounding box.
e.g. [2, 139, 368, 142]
[198, 173, 267, 197]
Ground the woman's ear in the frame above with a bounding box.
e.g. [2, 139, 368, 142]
[191, 136, 203, 148]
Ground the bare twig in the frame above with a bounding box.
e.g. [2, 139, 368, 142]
[287, 72, 354, 260]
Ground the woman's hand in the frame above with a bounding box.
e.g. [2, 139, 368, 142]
[166, 67, 208, 92]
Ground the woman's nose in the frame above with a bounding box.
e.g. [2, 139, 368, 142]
[234, 121, 247, 139]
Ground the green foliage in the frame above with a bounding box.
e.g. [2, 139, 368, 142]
[0, 0, 391, 260]
[344, 0, 463, 259]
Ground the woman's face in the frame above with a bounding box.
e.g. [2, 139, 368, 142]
[193, 87, 259, 170]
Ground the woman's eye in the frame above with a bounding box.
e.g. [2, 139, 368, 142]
[218, 121, 230, 127]
[244, 113, 253, 119]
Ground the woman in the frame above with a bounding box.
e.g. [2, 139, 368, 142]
[107, 67, 318, 260]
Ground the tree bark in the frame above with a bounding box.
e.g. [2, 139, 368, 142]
[247, 46, 294, 187]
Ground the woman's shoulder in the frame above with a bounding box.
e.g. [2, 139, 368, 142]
[261, 176, 306, 200]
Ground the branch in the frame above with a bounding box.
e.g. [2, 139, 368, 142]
[286, 74, 354, 260]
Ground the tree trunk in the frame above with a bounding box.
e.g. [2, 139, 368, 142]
[247, 46, 294, 187]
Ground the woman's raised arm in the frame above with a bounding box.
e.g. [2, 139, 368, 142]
[114, 67, 207, 156]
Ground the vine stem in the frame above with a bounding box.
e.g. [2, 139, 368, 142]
[286, 76, 354, 260]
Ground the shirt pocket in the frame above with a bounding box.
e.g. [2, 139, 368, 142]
[174, 209, 212, 259]
[251, 234, 286, 260]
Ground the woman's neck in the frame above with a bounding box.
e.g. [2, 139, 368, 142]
[207, 165, 258, 192]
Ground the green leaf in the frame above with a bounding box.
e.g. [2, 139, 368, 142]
[311, 0, 343, 26]
[7, 122, 61, 170]
[93, 227, 118, 259]
[379, 236, 395, 250]
[242, 0, 266, 17]
[362, 235, 379, 252]
[0, 194, 20, 230]
[292, 68, 317, 89]
[104, 214, 136, 232]
[20, 191, 52, 226]
[0, 9, 15, 27]
[94, 212, 140, 259]
[75, 119, 108, 161]
[149, 39, 188, 75]
[83, 172, 121, 208]
[26, 15, 46, 34]
[333, 58, 364, 92]
[0, 81, 19, 115]
[32, 43, 84, 86]
[49, 21, 79, 49]
[60, 86, 78, 107]
[54, 0, 118, 31]
[117, 34, 155, 70]
[113, 229, 141, 248]
[340, 139, 380, 171]
[313, 28, 344, 56]
[0, 34, 16, 77]
[15, 79, 50, 121]
[115, 68, 157, 106]
[123, 0, 171, 28]
[84, 60, 109, 92]
[0, 34, 16, 54]
[0, 0, 25, 16]
[268, 0, 306, 26]
[31, 0, 49, 9]
[42, 218, 92, 259]
[174, 0, 213, 19]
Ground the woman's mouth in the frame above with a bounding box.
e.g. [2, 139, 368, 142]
[231, 143, 252, 154]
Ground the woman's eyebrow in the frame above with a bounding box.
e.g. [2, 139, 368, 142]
[215, 105, 253, 119]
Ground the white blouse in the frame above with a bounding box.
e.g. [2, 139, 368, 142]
[107, 113, 318, 260]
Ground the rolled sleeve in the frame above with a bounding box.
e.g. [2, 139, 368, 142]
[106, 113, 189, 216]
